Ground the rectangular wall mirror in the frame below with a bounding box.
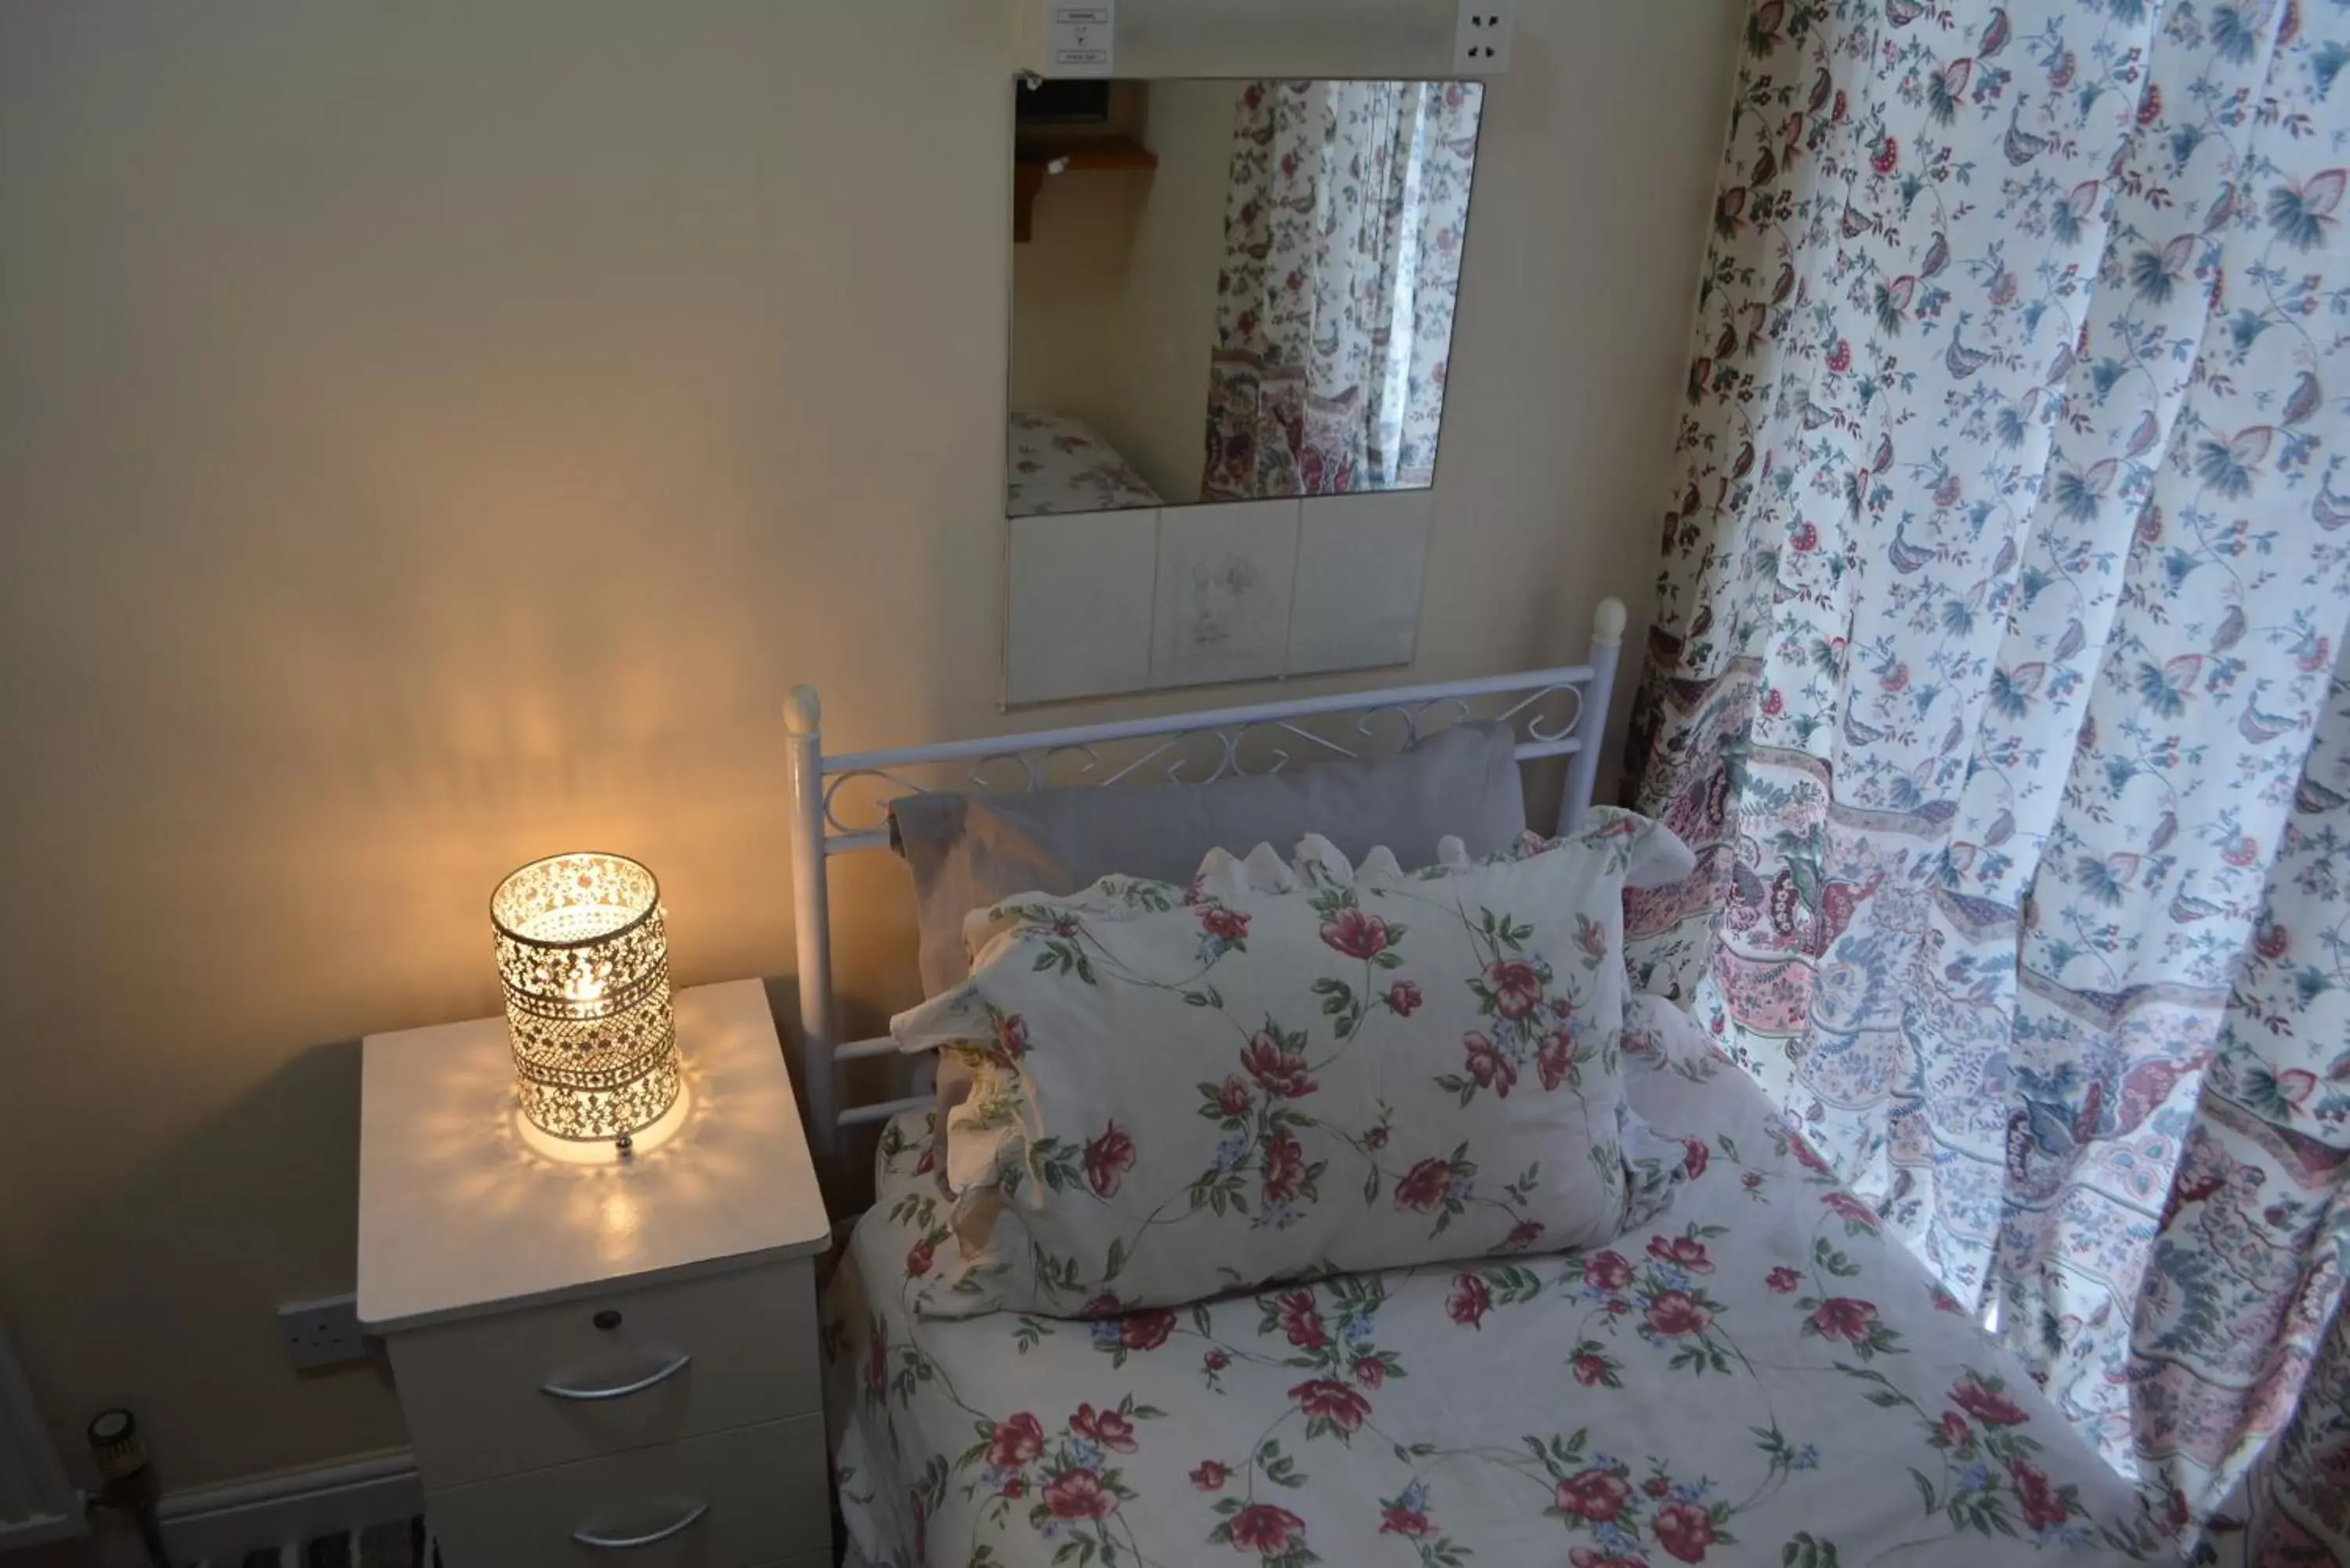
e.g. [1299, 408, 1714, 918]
[1006, 76, 1488, 518]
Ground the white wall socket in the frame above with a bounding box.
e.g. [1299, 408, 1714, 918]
[1453, 0, 1516, 74]
[277, 1293, 367, 1371]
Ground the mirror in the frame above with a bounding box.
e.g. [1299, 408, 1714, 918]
[1007, 77, 1488, 518]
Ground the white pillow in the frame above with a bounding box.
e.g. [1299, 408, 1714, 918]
[893, 807, 1692, 1318]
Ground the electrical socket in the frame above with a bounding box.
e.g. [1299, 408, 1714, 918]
[278, 1293, 367, 1371]
[1453, 0, 1517, 74]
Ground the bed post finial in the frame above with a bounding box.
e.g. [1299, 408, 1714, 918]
[784, 684, 821, 735]
[783, 684, 839, 1162]
[1561, 600, 1629, 836]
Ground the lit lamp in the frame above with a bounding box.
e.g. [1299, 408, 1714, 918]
[490, 851, 679, 1151]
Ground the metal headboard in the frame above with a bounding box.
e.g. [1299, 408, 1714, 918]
[783, 596, 1627, 1169]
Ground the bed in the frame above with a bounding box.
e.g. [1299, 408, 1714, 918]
[781, 603, 2171, 1567]
[1007, 410, 1164, 517]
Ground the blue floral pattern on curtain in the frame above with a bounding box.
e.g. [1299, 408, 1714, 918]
[1620, 0, 2350, 1552]
[1202, 79, 1483, 502]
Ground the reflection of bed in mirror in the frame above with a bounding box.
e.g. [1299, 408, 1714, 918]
[1005, 410, 1164, 518]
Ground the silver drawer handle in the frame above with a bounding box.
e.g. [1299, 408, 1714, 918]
[570, 1502, 709, 1550]
[540, 1353, 692, 1402]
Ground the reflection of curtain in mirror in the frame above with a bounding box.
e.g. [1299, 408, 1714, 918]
[1201, 79, 1482, 503]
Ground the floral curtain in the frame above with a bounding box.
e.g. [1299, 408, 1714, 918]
[1620, 0, 2350, 1550]
[1201, 78, 1482, 502]
[2148, 652, 2350, 1559]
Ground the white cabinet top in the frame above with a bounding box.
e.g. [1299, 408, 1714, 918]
[358, 979, 832, 1333]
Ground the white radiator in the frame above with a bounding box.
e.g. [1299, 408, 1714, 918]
[0, 1314, 78, 1548]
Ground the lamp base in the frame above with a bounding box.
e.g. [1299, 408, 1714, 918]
[515, 1073, 694, 1167]
[512, 1031, 682, 1144]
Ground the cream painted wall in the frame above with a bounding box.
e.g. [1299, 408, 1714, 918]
[1110, 78, 1236, 507]
[1008, 78, 1231, 506]
[0, 0, 1739, 1490]
[1007, 154, 1145, 439]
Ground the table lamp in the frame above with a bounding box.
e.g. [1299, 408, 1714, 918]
[490, 851, 679, 1151]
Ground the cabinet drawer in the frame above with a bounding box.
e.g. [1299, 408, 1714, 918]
[427, 1414, 829, 1568]
[389, 1260, 817, 1487]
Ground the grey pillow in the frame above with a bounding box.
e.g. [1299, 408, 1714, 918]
[891, 721, 1526, 995]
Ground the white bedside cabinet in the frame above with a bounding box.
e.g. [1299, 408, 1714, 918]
[358, 979, 834, 1568]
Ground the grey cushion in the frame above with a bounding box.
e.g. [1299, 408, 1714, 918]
[891, 721, 1527, 995]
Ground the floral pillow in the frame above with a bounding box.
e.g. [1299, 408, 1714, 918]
[891, 807, 1693, 1318]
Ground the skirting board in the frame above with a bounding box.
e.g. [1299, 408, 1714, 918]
[157, 1448, 419, 1563]
[0, 1512, 85, 1550]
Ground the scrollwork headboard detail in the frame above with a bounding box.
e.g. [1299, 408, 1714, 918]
[784, 597, 1627, 1169]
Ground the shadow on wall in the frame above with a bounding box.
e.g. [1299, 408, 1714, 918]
[11, 1039, 400, 1487]
[763, 972, 906, 1219]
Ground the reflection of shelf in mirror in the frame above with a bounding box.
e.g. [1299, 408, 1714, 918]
[1014, 136, 1160, 243]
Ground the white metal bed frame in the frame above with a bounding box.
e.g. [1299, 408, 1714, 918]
[783, 596, 1627, 1169]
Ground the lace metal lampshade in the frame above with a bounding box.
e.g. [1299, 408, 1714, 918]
[490, 852, 679, 1147]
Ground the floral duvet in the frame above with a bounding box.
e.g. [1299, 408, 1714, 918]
[1006, 410, 1164, 517]
[823, 995, 2170, 1568]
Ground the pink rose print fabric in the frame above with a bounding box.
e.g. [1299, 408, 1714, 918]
[826, 995, 2167, 1567]
[889, 815, 1679, 1318]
